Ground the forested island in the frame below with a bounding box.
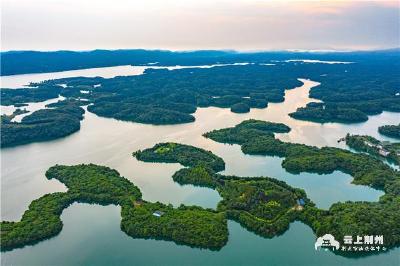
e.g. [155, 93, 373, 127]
[289, 102, 368, 123]
[1, 164, 228, 251]
[1, 85, 63, 106]
[1, 50, 399, 148]
[203, 120, 400, 254]
[2, 132, 400, 254]
[288, 55, 400, 123]
[134, 142, 311, 239]
[1, 102, 85, 148]
[204, 120, 398, 191]
[345, 134, 400, 165]
[133, 138, 400, 255]
[378, 124, 400, 139]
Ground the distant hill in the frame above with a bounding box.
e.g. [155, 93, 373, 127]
[1, 48, 399, 76]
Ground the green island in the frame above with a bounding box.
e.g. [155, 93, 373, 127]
[73, 65, 302, 124]
[2, 52, 399, 148]
[378, 124, 400, 140]
[204, 120, 398, 191]
[345, 134, 400, 165]
[203, 119, 400, 254]
[134, 142, 310, 240]
[0, 164, 228, 251]
[1, 85, 62, 106]
[1, 108, 30, 122]
[289, 58, 400, 123]
[133, 142, 225, 172]
[1, 102, 85, 148]
[289, 102, 368, 123]
[0, 64, 302, 147]
[2, 132, 400, 255]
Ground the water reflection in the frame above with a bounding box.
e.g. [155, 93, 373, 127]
[2, 203, 399, 266]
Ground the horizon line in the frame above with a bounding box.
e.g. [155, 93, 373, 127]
[2, 47, 400, 54]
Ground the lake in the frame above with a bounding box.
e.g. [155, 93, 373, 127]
[1, 65, 399, 265]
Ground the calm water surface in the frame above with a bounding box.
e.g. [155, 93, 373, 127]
[1, 67, 399, 265]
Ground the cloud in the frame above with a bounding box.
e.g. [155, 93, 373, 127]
[1, 0, 399, 51]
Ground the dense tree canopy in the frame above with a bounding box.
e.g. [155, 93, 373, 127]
[1, 50, 399, 147]
[205, 120, 399, 192]
[345, 134, 400, 165]
[204, 120, 400, 254]
[0, 164, 228, 251]
[378, 124, 400, 139]
[1, 103, 85, 148]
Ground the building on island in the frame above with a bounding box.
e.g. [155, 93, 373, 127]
[153, 210, 165, 217]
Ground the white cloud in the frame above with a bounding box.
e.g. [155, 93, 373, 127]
[1, 0, 399, 51]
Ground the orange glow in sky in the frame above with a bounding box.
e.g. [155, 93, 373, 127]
[1, 0, 399, 51]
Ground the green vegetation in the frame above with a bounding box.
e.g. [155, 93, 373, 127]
[289, 102, 368, 123]
[121, 202, 228, 250]
[24, 64, 302, 126]
[2, 52, 399, 146]
[1, 108, 30, 123]
[3, 136, 400, 254]
[205, 120, 399, 191]
[135, 142, 310, 241]
[0, 192, 74, 251]
[203, 120, 400, 254]
[172, 166, 218, 188]
[203, 119, 290, 145]
[134, 142, 225, 172]
[378, 124, 400, 139]
[1, 103, 85, 148]
[217, 176, 308, 238]
[302, 194, 400, 252]
[0, 164, 141, 251]
[345, 134, 400, 165]
[289, 58, 400, 123]
[0, 164, 228, 251]
[230, 102, 250, 113]
[0, 86, 62, 106]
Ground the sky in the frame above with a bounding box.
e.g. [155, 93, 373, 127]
[1, 0, 399, 51]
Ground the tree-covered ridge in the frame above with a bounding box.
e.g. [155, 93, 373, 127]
[203, 120, 400, 254]
[289, 102, 368, 123]
[45, 164, 142, 204]
[0, 64, 303, 147]
[2, 48, 398, 76]
[0, 164, 228, 251]
[2, 53, 399, 147]
[82, 65, 302, 124]
[1, 102, 85, 148]
[378, 124, 400, 140]
[1, 85, 63, 106]
[134, 143, 310, 243]
[217, 176, 308, 238]
[289, 59, 400, 123]
[205, 120, 399, 192]
[345, 134, 400, 165]
[172, 166, 218, 188]
[3, 138, 400, 254]
[134, 142, 225, 172]
[2, 64, 302, 124]
[203, 119, 290, 144]
[301, 194, 400, 250]
[121, 202, 228, 250]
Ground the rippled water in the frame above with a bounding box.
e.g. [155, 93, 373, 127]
[1, 67, 399, 265]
